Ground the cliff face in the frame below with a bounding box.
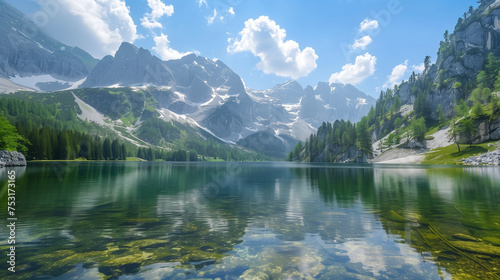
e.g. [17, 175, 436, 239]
[426, 5, 500, 118]
[387, 1, 500, 143]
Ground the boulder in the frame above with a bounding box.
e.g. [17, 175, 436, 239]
[0, 151, 27, 167]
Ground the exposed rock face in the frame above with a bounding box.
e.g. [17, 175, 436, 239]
[465, 116, 500, 144]
[237, 130, 294, 159]
[314, 144, 370, 163]
[0, 151, 27, 167]
[299, 82, 376, 128]
[0, 0, 97, 81]
[393, 4, 500, 120]
[490, 116, 500, 139]
[81, 43, 175, 88]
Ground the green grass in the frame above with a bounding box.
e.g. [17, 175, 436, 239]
[120, 113, 138, 127]
[126, 157, 146, 161]
[204, 158, 226, 162]
[422, 141, 499, 165]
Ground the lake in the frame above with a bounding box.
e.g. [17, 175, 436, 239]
[1, 162, 500, 279]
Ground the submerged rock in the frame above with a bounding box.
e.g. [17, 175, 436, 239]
[483, 237, 500, 246]
[452, 233, 478, 242]
[387, 210, 409, 223]
[450, 241, 500, 256]
[0, 150, 26, 166]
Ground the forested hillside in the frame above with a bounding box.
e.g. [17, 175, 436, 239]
[0, 92, 267, 161]
[289, 0, 500, 163]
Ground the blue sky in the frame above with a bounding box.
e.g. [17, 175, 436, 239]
[7, 0, 476, 97]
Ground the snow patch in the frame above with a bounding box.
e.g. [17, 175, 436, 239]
[10, 74, 74, 91]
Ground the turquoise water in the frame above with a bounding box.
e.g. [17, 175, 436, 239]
[1, 162, 500, 279]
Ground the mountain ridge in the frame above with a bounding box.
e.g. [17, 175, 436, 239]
[0, 2, 376, 158]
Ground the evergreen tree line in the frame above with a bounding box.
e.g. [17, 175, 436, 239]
[0, 96, 266, 162]
[288, 119, 372, 162]
[17, 126, 128, 161]
[0, 95, 100, 134]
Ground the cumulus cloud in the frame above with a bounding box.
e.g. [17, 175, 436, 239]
[360, 18, 379, 32]
[228, 16, 318, 79]
[153, 33, 192, 61]
[197, 0, 207, 7]
[412, 63, 425, 73]
[36, 0, 138, 58]
[207, 8, 218, 24]
[228, 7, 235, 16]
[383, 60, 408, 89]
[141, 0, 174, 29]
[351, 35, 373, 50]
[329, 53, 376, 85]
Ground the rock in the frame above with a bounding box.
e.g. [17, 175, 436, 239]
[450, 241, 500, 256]
[452, 233, 478, 242]
[464, 22, 485, 47]
[0, 1, 96, 82]
[483, 237, 500, 246]
[387, 210, 409, 223]
[100, 253, 143, 275]
[0, 151, 27, 167]
[461, 149, 500, 165]
[81, 42, 175, 88]
[490, 116, 500, 140]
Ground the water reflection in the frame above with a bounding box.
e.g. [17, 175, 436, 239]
[0, 162, 499, 279]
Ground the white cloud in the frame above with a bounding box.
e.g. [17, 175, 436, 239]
[36, 0, 138, 58]
[228, 16, 318, 79]
[197, 0, 207, 7]
[141, 0, 174, 29]
[329, 53, 376, 85]
[228, 7, 235, 15]
[153, 33, 191, 61]
[351, 36, 373, 50]
[412, 63, 425, 73]
[383, 60, 408, 89]
[207, 8, 218, 24]
[360, 18, 379, 32]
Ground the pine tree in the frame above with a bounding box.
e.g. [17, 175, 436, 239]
[424, 56, 431, 73]
[111, 139, 120, 160]
[436, 105, 446, 125]
[103, 138, 112, 160]
[356, 117, 372, 155]
[120, 144, 127, 160]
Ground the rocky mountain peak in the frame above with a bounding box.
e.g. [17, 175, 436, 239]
[0, 0, 97, 82]
[115, 42, 140, 59]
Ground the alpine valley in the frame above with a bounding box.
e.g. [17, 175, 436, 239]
[0, 0, 375, 160]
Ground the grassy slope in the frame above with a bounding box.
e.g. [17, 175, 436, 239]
[422, 141, 499, 165]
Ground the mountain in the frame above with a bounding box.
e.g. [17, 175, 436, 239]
[76, 42, 374, 157]
[382, 0, 500, 144]
[0, 2, 376, 158]
[0, 0, 98, 91]
[81, 42, 174, 88]
[289, 0, 500, 163]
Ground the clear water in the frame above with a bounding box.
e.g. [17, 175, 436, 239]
[1, 162, 500, 279]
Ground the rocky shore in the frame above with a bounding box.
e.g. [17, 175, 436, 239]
[0, 150, 27, 167]
[461, 150, 500, 165]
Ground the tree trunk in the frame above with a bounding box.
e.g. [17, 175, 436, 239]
[456, 142, 461, 152]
